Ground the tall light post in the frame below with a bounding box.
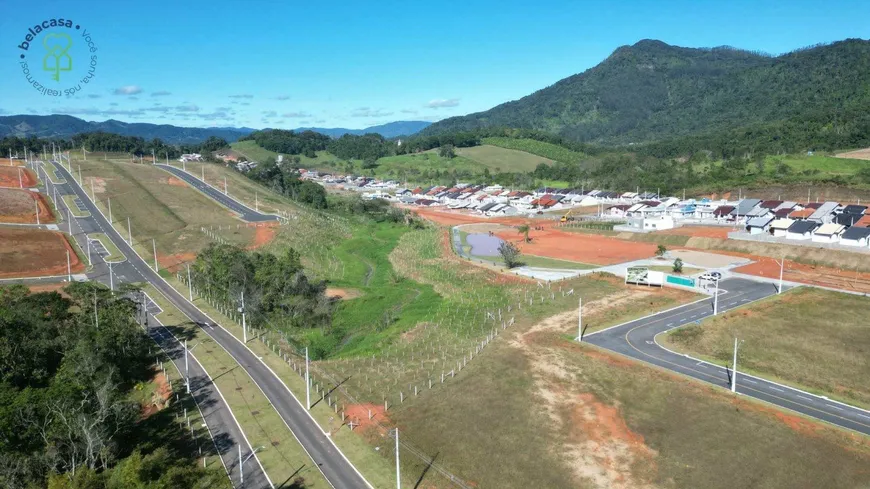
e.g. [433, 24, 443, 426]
[152, 239, 159, 272]
[776, 256, 784, 294]
[713, 277, 720, 315]
[239, 291, 247, 343]
[731, 338, 743, 393]
[187, 263, 193, 301]
[393, 428, 401, 489]
[66, 251, 71, 282]
[577, 297, 583, 342]
[108, 261, 114, 293]
[305, 346, 310, 410]
[185, 340, 205, 393]
[34, 199, 40, 225]
[127, 217, 132, 245]
[239, 445, 264, 487]
[18, 167, 23, 188]
[86, 236, 91, 266]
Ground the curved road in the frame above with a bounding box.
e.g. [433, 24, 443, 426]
[52, 160, 371, 488]
[585, 277, 870, 436]
[156, 164, 279, 222]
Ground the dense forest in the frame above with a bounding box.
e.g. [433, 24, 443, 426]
[0, 283, 225, 489]
[0, 133, 230, 160]
[422, 39, 870, 151]
[238, 129, 330, 158]
[248, 158, 329, 208]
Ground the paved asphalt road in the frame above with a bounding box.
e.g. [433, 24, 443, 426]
[585, 277, 870, 436]
[51, 159, 372, 489]
[39, 160, 270, 489]
[156, 164, 279, 222]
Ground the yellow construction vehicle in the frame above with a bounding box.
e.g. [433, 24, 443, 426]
[560, 208, 576, 223]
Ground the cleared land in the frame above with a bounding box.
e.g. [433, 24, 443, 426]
[836, 147, 870, 160]
[229, 139, 281, 163]
[73, 155, 257, 271]
[664, 287, 870, 408]
[454, 144, 554, 172]
[0, 226, 84, 278]
[0, 166, 37, 188]
[494, 224, 657, 265]
[0, 188, 54, 223]
[0, 158, 27, 167]
[482, 137, 589, 166]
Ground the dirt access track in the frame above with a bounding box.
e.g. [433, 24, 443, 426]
[0, 227, 84, 278]
[0, 188, 54, 224]
[0, 166, 37, 188]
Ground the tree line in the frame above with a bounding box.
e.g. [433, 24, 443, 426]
[0, 283, 227, 489]
[0, 133, 230, 161]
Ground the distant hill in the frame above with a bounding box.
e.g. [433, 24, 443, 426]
[295, 121, 431, 138]
[422, 39, 870, 147]
[0, 114, 255, 144]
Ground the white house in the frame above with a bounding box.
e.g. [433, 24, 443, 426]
[746, 215, 774, 235]
[840, 227, 870, 247]
[786, 220, 819, 241]
[811, 223, 846, 243]
[769, 218, 794, 237]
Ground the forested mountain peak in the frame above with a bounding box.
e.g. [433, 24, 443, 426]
[422, 38, 870, 147]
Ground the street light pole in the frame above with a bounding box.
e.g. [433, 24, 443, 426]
[152, 239, 159, 272]
[394, 428, 401, 489]
[731, 338, 741, 393]
[127, 217, 132, 245]
[777, 256, 784, 294]
[239, 445, 263, 487]
[577, 297, 582, 342]
[66, 251, 71, 281]
[109, 261, 114, 293]
[240, 290, 247, 343]
[713, 278, 719, 315]
[187, 263, 193, 301]
[305, 347, 310, 410]
[35, 199, 40, 225]
[86, 236, 91, 266]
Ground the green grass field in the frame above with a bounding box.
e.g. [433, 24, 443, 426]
[454, 144, 554, 172]
[482, 137, 591, 166]
[664, 287, 870, 408]
[72, 155, 256, 263]
[229, 140, 280, 163]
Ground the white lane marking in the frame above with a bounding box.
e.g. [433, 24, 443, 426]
[797, 395, 812, 401]
[667, 323, 674, 327]
[769, 386, 784, 392]
[744, 379, 757, 384]
[857, 413, 870, 420]
[828, 404, 844, 411]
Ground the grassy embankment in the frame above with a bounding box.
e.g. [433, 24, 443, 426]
[664, 287, 870, 408]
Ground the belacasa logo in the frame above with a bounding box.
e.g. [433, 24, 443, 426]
[18, 18, 76, 82]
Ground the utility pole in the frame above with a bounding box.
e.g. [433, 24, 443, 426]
[152, 149, 155, 164]
[577, 297, 583, 342]
[18, 167, 22, 188]
[731, 338, 742, 393]
[108, 197, 112, 223]
[127, 217, 132, 245]
[776, 256, 784, 294]
[713, 277, 720, 315]
[109, 261, 114, 293]
[78, 165, 82, 185]
[255, 191, 259, 212]
[35, 199, 40, 225]
[86, 236, 91, 266]
[305, 346, 310, 409]
[152, 239, 159, 272]
[240, 291, 247, 343]
[239, 446, 263, 488]
[201, 164, 204, 182]
[224, 176, 227, 194]
[187, 263, 193, 301]
[67, 208, 72, 235]
[66, 251, 71, 281]
[394, 428, 401, 489]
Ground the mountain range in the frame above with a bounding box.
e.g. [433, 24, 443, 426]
[0, 115, 431, 144]
[422, 38, 870, 146]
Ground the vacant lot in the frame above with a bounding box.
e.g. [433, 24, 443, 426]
[74, 156, 256, 269]
[495, 225, 657, 265]
[482, 137, 591, 166]
[395, 287, 870, 489]
[0, 188, 54, 223]
[0, 166, 36, 188]
[0, 226, 84, 278]
[454, 144, 554, 172]
[664, 287, 870, 407]
[836, 147, 870, 161]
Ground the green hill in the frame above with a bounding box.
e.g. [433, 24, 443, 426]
[423, 39, 870, 152]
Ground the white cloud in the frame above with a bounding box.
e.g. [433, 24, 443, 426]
[151, 91, 172, 97]
[426, 98, 460, 108]
[175, 104, 199, 112]
[351, 107, 393, 118]
[113, 85, 143, 95]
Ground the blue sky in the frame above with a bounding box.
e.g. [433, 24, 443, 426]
[1, 0, 868, 130]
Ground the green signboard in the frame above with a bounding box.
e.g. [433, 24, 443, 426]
[666, 275, 695, 287]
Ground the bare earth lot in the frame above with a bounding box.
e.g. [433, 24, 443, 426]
[0, 226, 84, 278]
[0, 188, 54, 224]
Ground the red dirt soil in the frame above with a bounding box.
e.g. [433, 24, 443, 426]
[343, 403, 387, 431]
[165, 176, 188, 187]
[157, 252, 197, 274]
[0, 166, 37, 188]
[0, 158, 27, 167]
[246, 222, 279, 250]
[27, 283, 70, 296]
[494, 226, 656, 265]
[734, 256, 870, 294]
[657, 226, 731, 239]
[0, 188, 55, 224]
[0, 227, 84, 278]
[141, 372, 173, 419]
